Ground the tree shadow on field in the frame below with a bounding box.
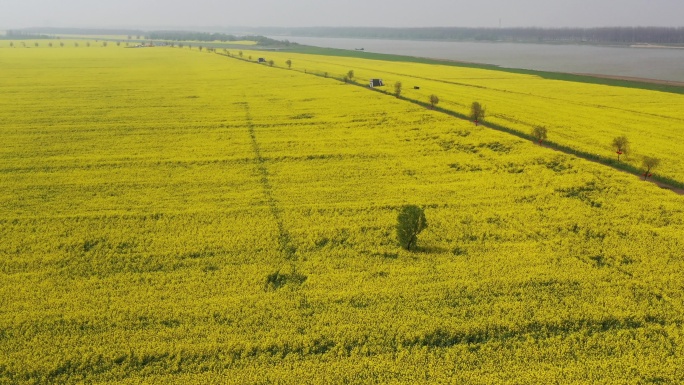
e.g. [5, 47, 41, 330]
[371, 245, 448, 259]
[413, 245, 450, 254]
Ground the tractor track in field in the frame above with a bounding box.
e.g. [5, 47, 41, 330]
[241, 100, 298, 261]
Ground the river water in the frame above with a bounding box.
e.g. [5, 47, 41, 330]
[273, 36, 684, 83]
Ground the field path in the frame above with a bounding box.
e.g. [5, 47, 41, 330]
[292, 56, 684, 123]
[539, 142, 684, 196]
[218, 52, 684, 196]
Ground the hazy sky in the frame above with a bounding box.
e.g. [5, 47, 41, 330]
[1, 0, 683, 29]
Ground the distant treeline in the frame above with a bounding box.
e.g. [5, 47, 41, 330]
[260, 26, 684, 45]
[2, 30, 52, 40]
[6, 28, 292, 46]
[18, 27, 146, 36]
[147, 31, 242, 41]
[13, 26, 682, 46]
[147, 31, 292, 46]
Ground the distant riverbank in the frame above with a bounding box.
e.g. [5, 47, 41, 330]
[272, 36, 684, 83]
[630, 44, 684, 49]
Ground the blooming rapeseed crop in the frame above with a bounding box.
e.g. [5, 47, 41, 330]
[1, 43, 683, 383]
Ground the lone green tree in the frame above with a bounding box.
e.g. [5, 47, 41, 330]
[268, 60, 274, 67]
[531, 126, 548, 145]
[429, 94, 440, 109]
[394, 81, 402, 98]
[642, 156, 661, 180]
[347, 70, 354, 82]
[612, 135, 629, 161]
[286, 59, 292, 69]
[239, 50, 243, 57]
[471, 102, 486, 125]
[396, 205, 428, 251]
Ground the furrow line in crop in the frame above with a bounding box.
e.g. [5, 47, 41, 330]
[242, 100, 297, 262]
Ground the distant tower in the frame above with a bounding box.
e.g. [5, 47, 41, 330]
[499, 18, 502, 28]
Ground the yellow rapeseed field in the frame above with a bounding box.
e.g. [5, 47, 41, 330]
[1, 43, 684, 384]
[245, 49, 684, 185]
